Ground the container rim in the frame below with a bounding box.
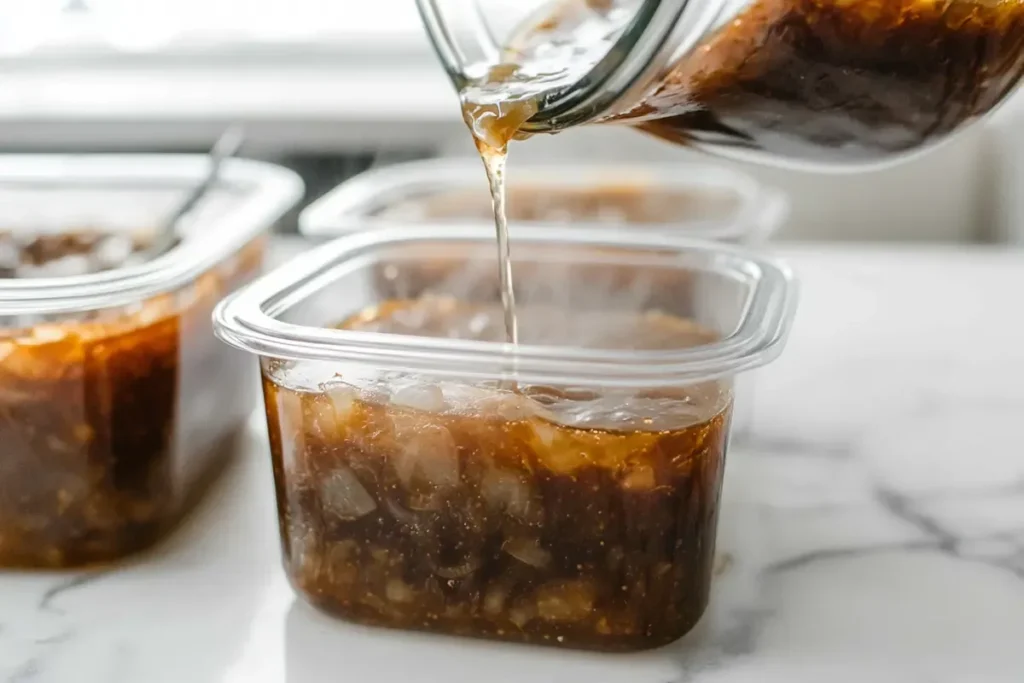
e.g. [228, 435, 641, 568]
[214, 225, 798, 388]
[299, 157, 789, 243]
[0, 154, 304, 316]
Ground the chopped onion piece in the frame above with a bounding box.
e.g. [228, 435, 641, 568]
[319, 467, 377, 520]
[503, 537, 551, 568]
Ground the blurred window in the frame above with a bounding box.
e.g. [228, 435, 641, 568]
[0, 0, 427, 58]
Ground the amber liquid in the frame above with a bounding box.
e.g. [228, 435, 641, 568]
[619, 0, 1024, 162]
[460, 95, 539, 345]
[264, 299, 732, 650]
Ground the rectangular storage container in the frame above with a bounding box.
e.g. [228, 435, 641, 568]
[214, 225, 796, 651]
[0, 154, 303, 568]
[299, 158, 789, 242]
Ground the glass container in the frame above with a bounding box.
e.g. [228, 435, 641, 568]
[418, 0, 1024, 169]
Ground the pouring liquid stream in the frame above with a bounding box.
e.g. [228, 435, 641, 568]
[455, 3, 643, 350]
[461, 90, 539, 347]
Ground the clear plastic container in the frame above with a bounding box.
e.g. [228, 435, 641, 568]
[0, 154, 303, 568]
[300, 158, 789, 242]
[214, 225, 796, 651]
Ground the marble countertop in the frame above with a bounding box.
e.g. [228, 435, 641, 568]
[3, 243, 1024, 683]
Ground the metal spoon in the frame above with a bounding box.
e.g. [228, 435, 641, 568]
[145, 124, 246, 261]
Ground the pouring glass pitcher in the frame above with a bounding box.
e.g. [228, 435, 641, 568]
[417, 0, 1024, 169]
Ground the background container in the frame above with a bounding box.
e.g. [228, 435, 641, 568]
[299, 158, 789, 242]
[0, 154, 303, 568]
[214, 225, 796, 651]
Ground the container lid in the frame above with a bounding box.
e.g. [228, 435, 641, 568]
[0, 155, 303, 316]
[215, 225, 797, 388]
[299, 158, 788, 242]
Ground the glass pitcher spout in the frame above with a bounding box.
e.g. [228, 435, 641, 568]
[417, 0, 704, 129]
